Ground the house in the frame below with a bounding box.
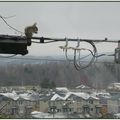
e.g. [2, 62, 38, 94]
[49, 91, 101, 118]
[107, 94, 120, 114]
[0, 91, 49, 118]
[0, 91, 20, 118]
[107, 83, 120, 96]
[85, 96, 101, 117]
[91, 91, 111, 116]
[48, 93, 65, 113]
[55, 87, 69, 94]
[72, 84, 94, 93]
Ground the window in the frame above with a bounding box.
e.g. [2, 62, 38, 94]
[69, 108, 72, 112]
[11, 107, 18, 115]
[91, 108, 93, 111]
[63, 108, 68, 112]
[96, 107, 100, 114]
[89, 100, 93, 104]
[83, 106, 90, 114]
[50, 106, 56, 113]
[19, 100, 23, 104]
[57, 109, 61, 112]
[118, 106, 120, 113]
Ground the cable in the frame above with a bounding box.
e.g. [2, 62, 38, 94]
[59, 38, 98, 70]
[72, 40, 97, 70]
[0, 15, 16, 19]
[0, 54, 17, 58]
[79, 53, 92, 60]
[32, 38, 118, 70]
[0, 15, 23, 34]
[74, 48, 96, 70]
[32, 40, 58, 44]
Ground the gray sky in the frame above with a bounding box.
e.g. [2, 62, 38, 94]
[0, 2, 119, 56]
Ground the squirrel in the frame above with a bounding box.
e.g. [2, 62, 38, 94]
[24, 23, 38, 38]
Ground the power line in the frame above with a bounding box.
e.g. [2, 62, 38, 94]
[31, 36, 120, 43]
[0, 54, 17, 58]
[0, 15, 23, 34]
[0, 15, 16, 19]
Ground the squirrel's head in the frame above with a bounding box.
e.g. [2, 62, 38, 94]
[32, 22, 38, 34]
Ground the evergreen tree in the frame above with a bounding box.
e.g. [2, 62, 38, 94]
[50, 81, 56, 89]
[40, 78, 50, 89]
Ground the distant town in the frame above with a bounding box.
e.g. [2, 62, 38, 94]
[0, 56, 119, 118]
[0, 83, 120, 118]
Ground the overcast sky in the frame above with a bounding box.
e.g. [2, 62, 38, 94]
[0, 2, 119, 56]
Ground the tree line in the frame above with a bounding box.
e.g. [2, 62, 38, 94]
[0, 61, 119, 89]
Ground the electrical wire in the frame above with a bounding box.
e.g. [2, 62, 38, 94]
[0, 15, 23, 34]
[0, 15, 16, 19]
[74, 48, 96, 70]
[71, 40, 97, 70]
[0, 54, 17, 58]
[59, 39, 100, 70]
[32, 40, 58, 44]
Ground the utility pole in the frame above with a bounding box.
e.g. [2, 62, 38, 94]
[114, 41, 120, 82]
[115, 41, 120, 64]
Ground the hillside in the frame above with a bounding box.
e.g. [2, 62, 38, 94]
[0, 55, 119, 89]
